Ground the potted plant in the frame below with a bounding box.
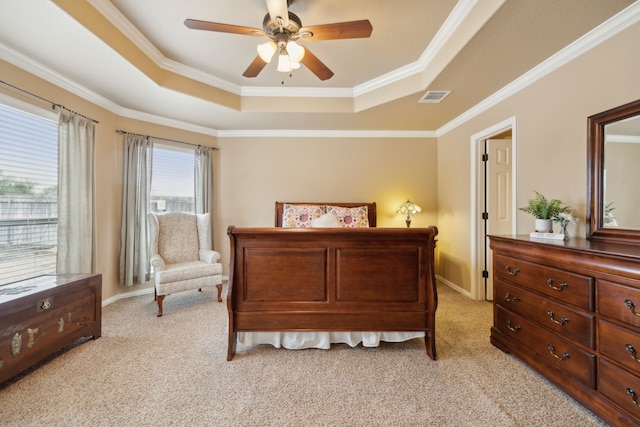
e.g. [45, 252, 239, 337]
[519, 191, 567, 233]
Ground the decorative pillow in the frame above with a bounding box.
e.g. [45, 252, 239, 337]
[282, 204, 326, 228]
[310, 212, 343, 228]
[326, 205, 369, 228]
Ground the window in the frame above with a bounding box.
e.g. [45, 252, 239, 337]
[0, 102, 58, 286]
[150, 143, 195, 214]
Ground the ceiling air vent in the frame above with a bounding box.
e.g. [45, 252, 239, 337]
[419, 90, 451, 104]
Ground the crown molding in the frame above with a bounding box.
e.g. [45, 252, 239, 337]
[0, 42, 219, 137]
[216, 129, 436, 138]
[2, 2, 638, 140]
[88, 0, 242, 95]
[437, 1, 640, 137]
[240, 86, 353, 98]
[353, 0, 482, 97]
[87, 0, 493, 106]
[0, 42, 121, 114]
[0, 42, 426, 138]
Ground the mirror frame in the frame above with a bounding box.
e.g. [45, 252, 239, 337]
[587, 98, 640, 243]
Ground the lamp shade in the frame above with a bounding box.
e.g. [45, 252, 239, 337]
[257, 41, 277, 63]
[277, 52, 292, 72]
[396, 200, 422, 215]
[286, 41, 305, 62]
[397, 199, 422, 228]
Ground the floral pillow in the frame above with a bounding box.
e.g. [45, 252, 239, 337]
[282, 204, 326, 228]
[326, 205, 369, 228]
[310, 212, 343, 228]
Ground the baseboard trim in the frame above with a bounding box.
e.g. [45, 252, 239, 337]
[436, 275, 473, 299]
[102, 276, 229, 307]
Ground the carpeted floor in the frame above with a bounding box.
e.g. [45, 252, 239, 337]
[0, 283, 607, 426]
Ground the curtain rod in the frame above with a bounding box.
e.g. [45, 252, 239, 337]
[116, 130, 219, 150]
[0, 79, 99, 124]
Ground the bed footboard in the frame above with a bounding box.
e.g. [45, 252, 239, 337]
[226, 226, 438, 360]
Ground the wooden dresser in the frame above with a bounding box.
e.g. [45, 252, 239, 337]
[0, 273, 102, 384]
[489, 235, 640, 426]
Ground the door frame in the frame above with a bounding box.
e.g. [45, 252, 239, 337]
[469, 116, 518, 300]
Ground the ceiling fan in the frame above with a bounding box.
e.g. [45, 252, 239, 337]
[184, 0, 373, 81]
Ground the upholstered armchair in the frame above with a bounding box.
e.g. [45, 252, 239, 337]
[148, 212, 223, 317]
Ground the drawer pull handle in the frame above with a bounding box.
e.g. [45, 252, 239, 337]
[505, 265, 520, 276]
[627, 388, 640, 407]
[547, 344, 570, 361]
[503, 293, 520, 303]
[547, 310, 569, 326]
[547, 278, 568, 291]
[506, 319, 521, 333]
[625, 300, 640, 317]
[625, 344, 640, 363]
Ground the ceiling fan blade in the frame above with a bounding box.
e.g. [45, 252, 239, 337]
[301, 20, 373, 40]
[300, 48, 334, 81]
[243, 56, 268, 78]
[184, 19, 264, 36]
[266, 0, 289, 26]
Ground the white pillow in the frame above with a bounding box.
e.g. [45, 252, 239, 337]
[310, 213, 343, 228]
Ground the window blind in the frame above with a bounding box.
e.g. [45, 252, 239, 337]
[150, 143, 195, 214]
[0, 103, 58, 285]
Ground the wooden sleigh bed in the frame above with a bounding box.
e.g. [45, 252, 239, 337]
[226, 202, 438, 360]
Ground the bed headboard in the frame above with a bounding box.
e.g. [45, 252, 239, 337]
[275, 202, 377, 227]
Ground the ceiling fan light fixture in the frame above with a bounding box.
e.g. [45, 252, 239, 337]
[277, 50, 292, 72]
[257, 40, 277, 63]
[286, 40, 305, 62]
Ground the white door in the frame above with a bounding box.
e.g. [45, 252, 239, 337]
[484, 138, 513, 300]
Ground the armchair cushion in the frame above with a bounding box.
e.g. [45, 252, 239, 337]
[156, 213, 199, 264]
[155, 261, 223, 286]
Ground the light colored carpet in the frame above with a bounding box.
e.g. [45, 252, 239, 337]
[0, 283, 607, 426]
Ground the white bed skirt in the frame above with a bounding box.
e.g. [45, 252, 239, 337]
[237, 331, 425, 350]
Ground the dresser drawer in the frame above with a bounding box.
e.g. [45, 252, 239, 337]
[495, 305, 596, 388]
[599, 319, 640, 375]
[599, 280, 640, 329]
[494, 254, 594, 310]
[496, 279, 595, 348]
[599, 358, 640, 420]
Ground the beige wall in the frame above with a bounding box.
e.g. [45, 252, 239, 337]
[437, 20, 640, 294]
[2, 19, 638, 303]
[214, 136, 438, 268]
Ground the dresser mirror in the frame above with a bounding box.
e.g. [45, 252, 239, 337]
[587, 98, 640, 243]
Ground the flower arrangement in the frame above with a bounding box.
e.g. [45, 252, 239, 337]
[519, 191, 567, 220]
[552, 211, 578, 237]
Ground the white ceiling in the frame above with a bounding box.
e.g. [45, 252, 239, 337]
[0, 0, 636, 135]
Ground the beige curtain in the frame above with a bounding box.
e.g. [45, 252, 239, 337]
[195, 145, 213, 243]
[119, 134, 153, 286]
[57, 110, 96, 273]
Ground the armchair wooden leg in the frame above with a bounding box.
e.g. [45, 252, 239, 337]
[157, 294, 166, 317]
[216, 283, 223, 302]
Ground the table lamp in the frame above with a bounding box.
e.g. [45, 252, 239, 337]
[396, 199, 422, 228]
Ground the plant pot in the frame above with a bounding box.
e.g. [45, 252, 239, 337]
[535, 219, 553, 233]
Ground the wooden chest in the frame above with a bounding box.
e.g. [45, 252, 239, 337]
[490, 235, 640, 426]
[0, 273, 102, 384]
